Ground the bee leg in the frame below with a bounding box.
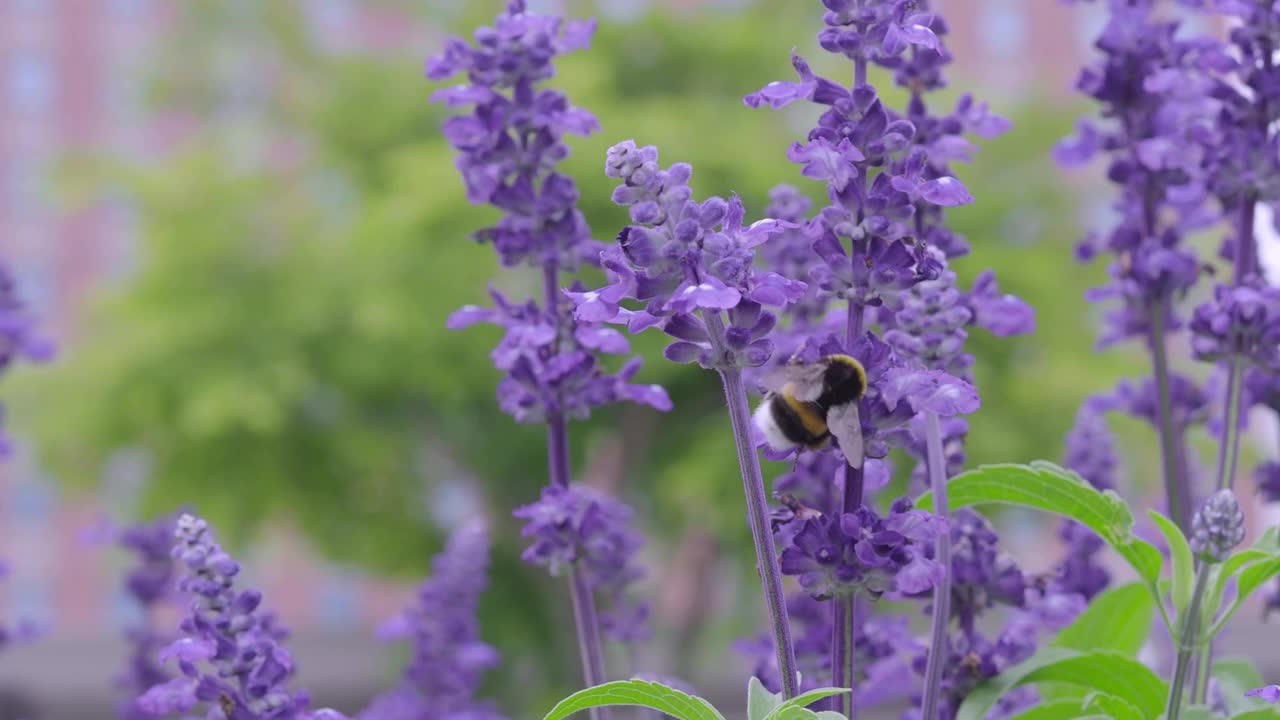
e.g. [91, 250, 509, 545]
[791, 450, 802, 475]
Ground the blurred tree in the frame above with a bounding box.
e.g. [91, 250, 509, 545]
[16, 0, 1148, 707]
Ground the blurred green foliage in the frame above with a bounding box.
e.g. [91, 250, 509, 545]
[12, 0, 1164, 707]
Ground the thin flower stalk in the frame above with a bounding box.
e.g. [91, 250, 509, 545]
[919, 411, 951, 720]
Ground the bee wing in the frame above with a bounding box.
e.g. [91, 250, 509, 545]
[826, 402, 863, 469]
[760, 362, 826, 401]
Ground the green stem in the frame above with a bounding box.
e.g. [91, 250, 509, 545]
[1215, 358, 1244, 492]
[1167, 563, 1212, 720]
[1149, 306, 1191, 529]
[1192, 643, 1212, 705]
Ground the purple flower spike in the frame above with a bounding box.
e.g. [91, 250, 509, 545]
[138, 514, 346, 720]
[361, 523, 505, 720]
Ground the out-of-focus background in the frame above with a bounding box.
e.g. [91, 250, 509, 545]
[0, 1, 1274, 718]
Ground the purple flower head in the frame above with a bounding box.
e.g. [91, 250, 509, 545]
[138, 514, 345, 720]
[429, 2, 599, 267]
[449, 289, 671, 424]
[944, 510, 1026, 633]
[1189, 277, 1280, 369]
[574, 142, 805, 370]
[1051, 520, 1111, 601]
[779, 497, 946, 600]
[361, 523, 505, 720]
[1062, 406, 1119, 491]
[1256, 461, 1280, 504]
[513, 484, 648, 641]
[1108, 373, 1209, 431]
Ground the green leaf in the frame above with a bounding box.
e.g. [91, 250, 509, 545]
[747, 677, 782, 720]
[916, 462, 1164, 588]
[957, 649, 1167, 720]
[1083, 692, 1144, 720]
[1053, 582, 1154, 655]
[814, 713, 844, 720]
[1211, 556, 1280, 635]
[1149, 511, 1193, 617]
[542, 680, 726, 720]
[1007, 700, 1095, 720]
[1214, 659, 1266, 717]
[1231, 712, 1280, 719]
[762, 688, 850, 720]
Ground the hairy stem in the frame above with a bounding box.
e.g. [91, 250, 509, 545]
[702, 305, 798, 696]
[1235, 199, 1256, 284]
[1215, 357, 1244, 492]
[1192, 641, 1213, 705]
[544, 263, 609, 714]
[1149, 306, 1191, 529]
[1167, 563, 1212, 720]
[718, 366, 800, 697]
[920, 412, 952, 720]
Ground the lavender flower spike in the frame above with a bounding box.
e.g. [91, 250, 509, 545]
[432, 1, 669, 698]
[137, 513, 347, 720]
[361, 522, 504, 720]
[574, 142, 804, 696]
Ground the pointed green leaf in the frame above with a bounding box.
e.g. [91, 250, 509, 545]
[542, 680, 726, 720]
[957, 649, 1167, 720]
[762, 687, 850, 720]
[747, 677, 782, 720]
[1149, 511, 1193, 617]
[1214, 659, 1265, 717]
[916, 462, 1163, 587]
[1053, 582, 1154, 655]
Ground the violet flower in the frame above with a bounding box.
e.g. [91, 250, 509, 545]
[0, 560, 40, 656]
[741, 3, 1023, 716]
[136, 514, 346, 720]
[1058, 0, 1222, 529]
[361, 523, 504, 720]
[431, 1, 669, 695]
[117, 517, 179, 720]
[573, 140, 805, 696]
[1247, 685, 1280, 704]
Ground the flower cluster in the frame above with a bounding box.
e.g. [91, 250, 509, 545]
[513, 484, 648, 641]
[434, 1, 670, 425]
[448, 289, 670, 423]
[780, 498, 945, 600]
[362, 523, 505, 720]
[117, 517, 179, 720]
[570, 141, 804, 371]
[137, 514, 345, 720]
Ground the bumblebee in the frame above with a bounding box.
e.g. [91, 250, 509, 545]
[753, 354, 867, 466]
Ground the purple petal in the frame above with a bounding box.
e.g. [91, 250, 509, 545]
[159, 637, 216, 665]
[881, 368, 980, 416]
[447, 304, 500, 330]
[559, 18, 597, 52]
[894, 556, 943, 594]
[1247, 685, 1280, 703]
[137, 678, 199, 715]
[428, 84, 492, 107]
[663, 341, 704, 364]
[899, 23, 940, 51]
[919, 177, 974, 207]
